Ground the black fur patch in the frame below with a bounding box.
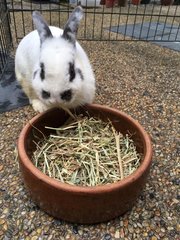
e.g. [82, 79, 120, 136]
[60, 89, 72, 101]
[77, 68, 84, 81]
[42, 90, 50, 99]
[40, 62, 45, 80]
[33, 70, 38, 79]
[69, 62, 76, 82]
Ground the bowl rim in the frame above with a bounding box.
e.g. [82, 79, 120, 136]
[18, 104, 153, 194]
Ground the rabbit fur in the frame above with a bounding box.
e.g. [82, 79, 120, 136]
[15, 6, 95, 112]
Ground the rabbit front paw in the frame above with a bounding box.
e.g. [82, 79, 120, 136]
[31, 99, 48, 113]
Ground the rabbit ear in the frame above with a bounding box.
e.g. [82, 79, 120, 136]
[32, 11, 53, 44]
[62, 6, 84, 45]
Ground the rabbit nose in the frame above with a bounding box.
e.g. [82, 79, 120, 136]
[60, 89, 72, 101]
[49, 99, 56, 104]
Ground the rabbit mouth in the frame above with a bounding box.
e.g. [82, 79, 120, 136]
[45, 99, 75, 109]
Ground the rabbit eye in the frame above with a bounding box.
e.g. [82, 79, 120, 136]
[69, 62, 75, 82]
[40, 62, 45, 81]
[61, 89, 72, 101]
[42, 90, 50, 99]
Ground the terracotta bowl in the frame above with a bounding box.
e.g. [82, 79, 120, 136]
[17, 104, 152, 224]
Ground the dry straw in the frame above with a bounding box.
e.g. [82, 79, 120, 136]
[32, 115, 141, 186]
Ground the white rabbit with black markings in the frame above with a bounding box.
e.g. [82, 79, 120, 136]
[15, 6, 95, 113]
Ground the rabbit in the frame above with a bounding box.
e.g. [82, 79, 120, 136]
[15, 6, 95, 113]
